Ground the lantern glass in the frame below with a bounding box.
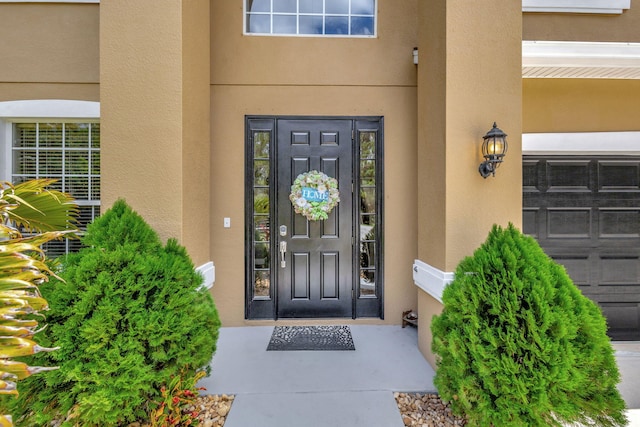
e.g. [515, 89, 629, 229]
[487, 138, 504, 156]
[482, 123, 507, 159]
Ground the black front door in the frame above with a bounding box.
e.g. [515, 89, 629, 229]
[245, 116, 383, 320]
[276, 119, 353, 318]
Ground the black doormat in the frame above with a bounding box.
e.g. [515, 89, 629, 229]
[266, 325, 355, 351]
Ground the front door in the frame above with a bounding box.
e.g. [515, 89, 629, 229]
[276, 119, 353, 317]
[245, 116, 383, 320]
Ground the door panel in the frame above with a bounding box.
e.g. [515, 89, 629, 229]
[277, 119, 353, 318]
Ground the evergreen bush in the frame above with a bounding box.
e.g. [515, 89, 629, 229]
[431, 224, 627, 427]
[4, 200, 220, 426]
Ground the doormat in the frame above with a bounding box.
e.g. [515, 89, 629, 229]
[266, 325, 355, 351]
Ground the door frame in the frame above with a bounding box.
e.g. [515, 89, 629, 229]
[244, 116, 384, 320]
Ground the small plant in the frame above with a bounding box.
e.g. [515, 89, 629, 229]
[4, 200, 220, 426]
[431, 224, 627, 427]
[149, 370, 206, 427]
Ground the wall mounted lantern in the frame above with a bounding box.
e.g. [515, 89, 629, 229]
[479, 122, 508, 178]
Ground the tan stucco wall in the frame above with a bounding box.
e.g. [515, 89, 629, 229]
[0, 3, 99, 102]
[418, 291, 444, 369]
[101, 0, 183, 241]
[524, 79, 640, 133]
[211, 1, 417, 87]
[181, 1, 211, 265]
[523, 7, 640, 42]
[418, 0, 523, 274]
[100, 0, 211, 265]
[210, 1, 419, 326]
[417, 0, 523, 367]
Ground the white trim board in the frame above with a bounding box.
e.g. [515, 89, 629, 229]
[0, 1, 98, 3]
[523, 41, 640, 68]
[0, 100, 100, 182]
[0, 100, 100, 119]
[523, 131, 640, 155]
[412, 260, 453, 304]
[195, 262, 215, 290]
[522, 0, 630, 14]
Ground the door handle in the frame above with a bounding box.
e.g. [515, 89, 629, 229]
[279, 241, 287, 268]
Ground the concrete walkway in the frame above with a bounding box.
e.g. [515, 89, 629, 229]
[199, 325, 640, 427]
[614, 342, 640, 426]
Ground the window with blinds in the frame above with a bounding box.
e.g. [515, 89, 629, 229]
[11, 122, 100, 256]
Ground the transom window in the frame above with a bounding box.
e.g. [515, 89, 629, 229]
[245, 0, 376, 37]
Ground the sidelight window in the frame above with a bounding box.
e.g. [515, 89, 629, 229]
[358, 130, 378, 297]
[245, 0, 376, 36]
[251, 130, 272, 300]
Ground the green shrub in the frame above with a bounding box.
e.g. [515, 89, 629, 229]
[5, 200, 220, 426]
[431, 224, 627, 427]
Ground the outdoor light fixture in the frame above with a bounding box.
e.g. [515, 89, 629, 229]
[479, 122, 508, 178]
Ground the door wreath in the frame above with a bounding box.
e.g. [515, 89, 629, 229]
[289, 170, 340, 221]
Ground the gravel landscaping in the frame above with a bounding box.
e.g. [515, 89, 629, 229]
[189, 395, 234, 427]
[395, 393, 467, 426]
[178, 392, 466, 427]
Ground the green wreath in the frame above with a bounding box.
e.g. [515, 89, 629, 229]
[289, 170, 340, 221]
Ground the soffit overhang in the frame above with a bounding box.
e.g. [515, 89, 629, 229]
[523, 41, 640, 79]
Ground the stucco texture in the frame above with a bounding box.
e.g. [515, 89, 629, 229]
[0, 3, 99, 84]
[0, 3, 99, 102]
[524, 7, 640, 43]
[523, 79, 640, 133]
[100, 0, 211, 265]
[211, 1, 417, 87]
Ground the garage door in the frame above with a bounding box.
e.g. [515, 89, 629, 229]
[523, 156, 640, 340]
